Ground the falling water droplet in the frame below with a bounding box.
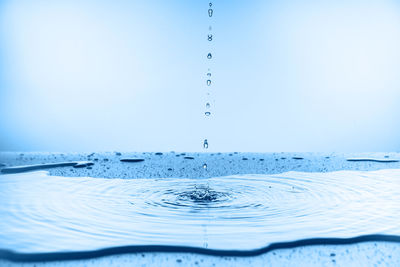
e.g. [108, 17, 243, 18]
[207, 53, 212, 59]
[205, 112, 211, 116]
[206, 103, 210, 109]
[207, 72, 211, 77]
[203, 139, 209, 149]
[209, 2, 212, 7]
[208, 34, 213, 41]
[207, 80, 211, 86]
[208, 9, 213, 17]
[203, 163, 208, 169]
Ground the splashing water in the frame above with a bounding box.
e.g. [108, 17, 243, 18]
[1, 169, 400, 253]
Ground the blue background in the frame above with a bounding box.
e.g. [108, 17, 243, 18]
[1, 0, 400, 152]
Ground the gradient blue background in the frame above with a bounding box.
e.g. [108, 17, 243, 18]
[1, 0, 400, 152]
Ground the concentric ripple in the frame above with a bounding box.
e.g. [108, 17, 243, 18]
[0, 169, 400, 253]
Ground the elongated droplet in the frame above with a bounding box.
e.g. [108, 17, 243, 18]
[206, 103, 210, 109]
[207, 80, 211, 86]
[208, 34, 212, 41]
[203, 139, 209, 149]
[208, 9, 213, 17]
[205, 112, 211, 116]
[207, 53, 212, 59]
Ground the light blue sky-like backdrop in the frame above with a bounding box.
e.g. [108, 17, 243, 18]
[1, 0, 400, 152]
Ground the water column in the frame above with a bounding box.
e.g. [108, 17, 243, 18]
[203, 2, 213, 170]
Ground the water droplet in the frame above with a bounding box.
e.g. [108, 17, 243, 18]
[207, 53, 212, 59]
[205, 112, 211, 116]
[208, 9, 213, 17]
[207, 72, 211, 77]
[203, 139, 209, 149]
[207, 79, 211, 86]
[208, 34, 213, 41]
[206, 103, 210, 109]
[209, 2, 212, 7]
[203, 163, 207, 169]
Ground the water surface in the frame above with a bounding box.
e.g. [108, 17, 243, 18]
[0, 169, 399, 253]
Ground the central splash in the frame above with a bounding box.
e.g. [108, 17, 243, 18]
[177, 185, 229, 203]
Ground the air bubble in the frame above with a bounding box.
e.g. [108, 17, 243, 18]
[203, 163, 207, 169]
[207, 53, 212, 59]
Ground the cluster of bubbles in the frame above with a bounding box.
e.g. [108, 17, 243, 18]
[203, 2, 213, 170]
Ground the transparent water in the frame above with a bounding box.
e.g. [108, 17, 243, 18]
[1, 169, 400, 253]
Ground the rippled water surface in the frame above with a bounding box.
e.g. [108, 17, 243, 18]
[1, 169, 400, 253]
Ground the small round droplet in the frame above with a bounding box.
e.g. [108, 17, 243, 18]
[207, 53, 212, 59]
[206, 103, 210, 109]
[207, 79, 211, 86]
[203, 163, 208, 169]
[203, 139, 209, 149]
[205, 112, 211, 116]
[208, 34, 213, 41]
[208, 9, 213, 17]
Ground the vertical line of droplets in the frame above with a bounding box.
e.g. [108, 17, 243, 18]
[202, 2, 213, 171]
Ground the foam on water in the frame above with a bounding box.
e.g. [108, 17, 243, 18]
[0, 169, 400, 254]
